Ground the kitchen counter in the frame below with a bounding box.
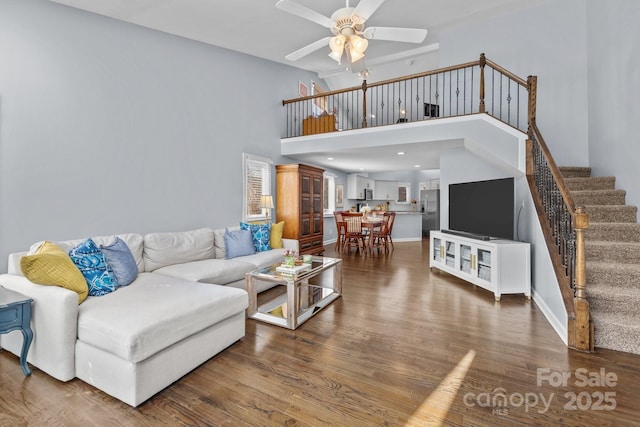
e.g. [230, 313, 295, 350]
[389, 211, 422, 241]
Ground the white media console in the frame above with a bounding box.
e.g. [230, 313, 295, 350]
[429, 230, 531, 301]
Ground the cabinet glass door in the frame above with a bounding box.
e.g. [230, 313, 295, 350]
[445, 241, 455, 267]
[459, 244, 472, 274]
[433, 238, 442, 261]
[477, 248, 492, 282]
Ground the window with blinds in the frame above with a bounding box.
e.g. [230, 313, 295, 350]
[243, 153, 272, 221]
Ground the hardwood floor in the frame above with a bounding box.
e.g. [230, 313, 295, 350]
[2, 239, 640, 426]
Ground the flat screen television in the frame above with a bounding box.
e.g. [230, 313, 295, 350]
[448, 177, 514, 240]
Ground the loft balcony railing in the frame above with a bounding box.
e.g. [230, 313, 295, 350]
[282, 54, 528, 137]
[282, 53, 592, 352]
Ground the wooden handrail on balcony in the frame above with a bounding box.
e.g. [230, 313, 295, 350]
[282, 54, 529, 137]
[282, 54, 592, 351]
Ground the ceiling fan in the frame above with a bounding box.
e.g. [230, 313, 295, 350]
[276, 0, 427, 65]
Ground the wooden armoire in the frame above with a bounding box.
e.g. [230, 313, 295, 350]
[276, 163, 324, 256]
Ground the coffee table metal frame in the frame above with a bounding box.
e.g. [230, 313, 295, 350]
[246, 256, 342, 330]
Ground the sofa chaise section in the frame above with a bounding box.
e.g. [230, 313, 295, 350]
[75, 273, 247, 406]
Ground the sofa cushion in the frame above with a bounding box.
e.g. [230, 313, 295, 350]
[20, 241, 89, 303]
[143, 228, 215, 272]
[76, 272, 248, 363]
[154, 258, 256, 285]
[213, 227, 232, 259]
[240, 222, 271, 252]
[29, 233, 145, 274]
[69, 238, 119, 297]
[224, 229, 255, 259]
[270, 221, 285, 249]
[100, 237, 138, 287]
[234, 248, 285, 269]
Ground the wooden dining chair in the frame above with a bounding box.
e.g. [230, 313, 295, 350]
[371, 213, 392, 253]
[385, 212, 396, 250]
[341, 212, 365, 254]
[334, 211, 347, 252]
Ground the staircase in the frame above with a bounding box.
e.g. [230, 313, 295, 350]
[561, 166, 640, 355]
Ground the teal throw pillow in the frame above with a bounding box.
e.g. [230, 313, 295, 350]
[100, 237, 138, 287]
[240, 222, 271, 252]
[69, 238, 119, 296]
[224, 228, 256, 259]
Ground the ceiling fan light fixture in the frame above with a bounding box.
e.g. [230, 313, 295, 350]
[329, 34, 346, 63]
[348, 34, 368, 62]
[350, 34, 368, 52]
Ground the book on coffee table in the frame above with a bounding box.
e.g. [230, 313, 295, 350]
[275, 263, 312, 274]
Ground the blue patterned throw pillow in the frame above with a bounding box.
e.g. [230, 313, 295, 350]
[69, 238, 119, 296]
[240, 222, 271, 252]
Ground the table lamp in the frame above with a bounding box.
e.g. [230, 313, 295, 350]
[260, 195, 274, 223]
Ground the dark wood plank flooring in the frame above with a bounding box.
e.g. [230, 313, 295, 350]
[2, 239, 639, 426]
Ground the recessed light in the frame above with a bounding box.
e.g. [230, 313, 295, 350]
[397, 151, 405, 155]
[414, 164, 421, 168]
[327, 157, 334, 160]
[359, 167, 365, 171]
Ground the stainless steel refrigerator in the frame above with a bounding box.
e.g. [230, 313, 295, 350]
[421, 189, 440, 236]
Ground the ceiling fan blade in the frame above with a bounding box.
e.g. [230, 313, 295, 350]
[352, 0, 385, 21]
[276, 0, 333, 28]
[285, 37, 331, 61]
[363, 27, 428, 43]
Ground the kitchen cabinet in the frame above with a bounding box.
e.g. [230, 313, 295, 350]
[347, 174, 374, 199]
[374, 180, 398, 200]
[429, 231, 530, 301]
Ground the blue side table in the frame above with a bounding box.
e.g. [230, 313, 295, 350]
[0, 287, 34, 376]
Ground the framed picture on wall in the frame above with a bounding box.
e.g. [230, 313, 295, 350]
[336, 184, 344, 208]
[299, 81, 309, 97]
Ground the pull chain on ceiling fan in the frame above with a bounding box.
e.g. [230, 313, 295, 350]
[276, 0, 427, 65]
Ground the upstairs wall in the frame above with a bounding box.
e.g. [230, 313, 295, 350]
[438, 0, 589, 168]
[586, 0, 640, 208]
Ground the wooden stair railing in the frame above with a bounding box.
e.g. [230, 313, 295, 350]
[281, 54, 593, 351]
[526, 105, 593, 351]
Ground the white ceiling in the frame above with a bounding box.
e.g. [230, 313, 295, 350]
[48, 0, 539, 173]
[49, 0, 540, 88]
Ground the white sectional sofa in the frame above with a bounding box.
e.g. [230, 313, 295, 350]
[0, 227, 297, 406]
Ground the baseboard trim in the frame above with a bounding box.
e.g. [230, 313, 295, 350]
[532, 289, 568, 346]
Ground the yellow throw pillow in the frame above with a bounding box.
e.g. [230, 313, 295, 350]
[270, 221, 285, 249]
[20, 241, 89, 304]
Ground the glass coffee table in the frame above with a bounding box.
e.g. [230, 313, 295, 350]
[246, 256, 342, 330]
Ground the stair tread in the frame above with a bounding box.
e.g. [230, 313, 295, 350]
[588, 283, 640, 299]
[584, 204, 637, 220]
[589, 222, 640, 229]
[587, 260, 640, 272]
[571, 189, 626, 195]
[585, 204, 637, 209]
[591, 310, 640, 327]
[564, 176, 615, 181]
[559, 166, 591, 177]
[586, 240, 640, 248]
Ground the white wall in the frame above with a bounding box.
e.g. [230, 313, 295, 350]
[0, 0, 318, 271]
[438, 0, 590, 168]
[586, 0, 640, 208]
